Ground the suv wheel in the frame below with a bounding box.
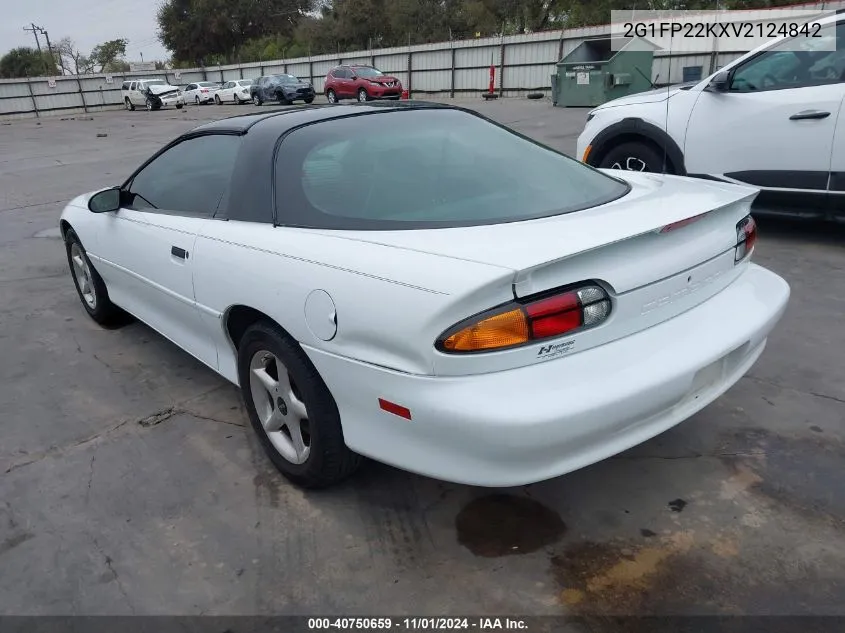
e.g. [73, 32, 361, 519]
[357, 88, 369, 103]
[326, 89, 337, 104]
[124, 98, 135, 111]
[597, 141, 673, 174]
[214, 94, 221, 105]
[253, 94, 262, 106]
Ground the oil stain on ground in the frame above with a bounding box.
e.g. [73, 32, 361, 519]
[456, 494, 566, 557]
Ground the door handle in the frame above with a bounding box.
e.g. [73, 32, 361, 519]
[789, 110, 831, 120]
[171, 246, 189, 260]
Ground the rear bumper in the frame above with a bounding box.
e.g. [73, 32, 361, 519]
[305, 263, 790, 487]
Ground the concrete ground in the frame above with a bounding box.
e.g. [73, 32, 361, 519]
[1, 97, 844, 619]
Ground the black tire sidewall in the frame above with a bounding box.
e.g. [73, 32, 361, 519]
[327, 90, 336, 103]
[65, 229, 117, 324]
[598, 142, 670, 174]
[358, 88, 368, 102]
[237, 322, 358, 488]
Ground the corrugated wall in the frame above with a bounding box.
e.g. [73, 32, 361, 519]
[2, 0, 841, 118]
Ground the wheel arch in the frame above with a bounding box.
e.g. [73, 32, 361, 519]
[587, 118, 686, 176]
[224, 304, 296, 354]
[59, 219, 73, 241]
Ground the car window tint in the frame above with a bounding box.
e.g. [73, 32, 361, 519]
[274, 109, 629, 230]
[127, 134, 242, 217]
[730, 22, 845, 92]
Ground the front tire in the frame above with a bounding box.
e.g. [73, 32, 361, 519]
[176, 103, 183, 109]
[253, 94, 262, 106]
[304, 96, 314, 104]
[125, 98, 135, 111]
[65, 229, 120, 326]
[357, 88, 369, 103]
[195, 96, 200, 106]
[238, 321, 361, 489]
[214, 94, 221, 105]
[277, 92, 291, 105]
[326, 89, 337, 104]
[597, 141, 673, 174]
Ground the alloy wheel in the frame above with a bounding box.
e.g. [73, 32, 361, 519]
[249, 350, 311, 465]
[70, 243, 97, 309]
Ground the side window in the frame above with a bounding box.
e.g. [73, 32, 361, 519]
[126, 135, 242, 217]
[129, 82, 136, 91]
[730, 22, 845, 92]
[334, 69, 347, 79]
[122, 81, 130, 91]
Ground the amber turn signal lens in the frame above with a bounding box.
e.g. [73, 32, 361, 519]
[442, 308, 529, 352]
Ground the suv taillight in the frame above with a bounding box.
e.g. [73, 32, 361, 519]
[735, 215, 757, 263]
[435, 283, 611, 353]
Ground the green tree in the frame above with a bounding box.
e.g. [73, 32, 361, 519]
[91, 38, 129, 72]
[0, 47, 57, 78]
[157, 0, 313, 65]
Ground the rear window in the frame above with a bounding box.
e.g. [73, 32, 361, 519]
[273, 108, 629, 230]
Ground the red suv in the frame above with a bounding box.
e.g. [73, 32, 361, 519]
[324, 65, 403, 103]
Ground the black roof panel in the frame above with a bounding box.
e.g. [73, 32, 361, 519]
[190, 101, 456, 135]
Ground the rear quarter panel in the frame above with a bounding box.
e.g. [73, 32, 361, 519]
[192, 220, 516, 383]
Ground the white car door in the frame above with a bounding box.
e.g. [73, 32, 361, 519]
[221, 81, 234, 101]
[685, 20, 845, 216]
[91, 134, 243, 370]
[183, 83, 197, 103]
[129, 81, 143, 105]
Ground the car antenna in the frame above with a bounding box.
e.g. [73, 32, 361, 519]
[662, 21, 672, 176]
[634, 65, 657, 90]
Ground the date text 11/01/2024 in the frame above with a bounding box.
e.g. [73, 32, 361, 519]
[622, 21, 822, 39]
[308, 618, 529, 630]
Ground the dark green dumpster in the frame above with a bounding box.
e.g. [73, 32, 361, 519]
[554, 37, 658, 108]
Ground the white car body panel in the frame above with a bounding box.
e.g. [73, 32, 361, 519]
[183, 82, 222, 104]
[577, 13, 844, 202]
[122, 79, 185, 108]
[217, 80, 253, 103]
[60, 127, 790, 486]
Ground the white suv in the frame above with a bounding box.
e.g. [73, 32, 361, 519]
[121, 79, 185, 111]
[577, 12, 845, 220]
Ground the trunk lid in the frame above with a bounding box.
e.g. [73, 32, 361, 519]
[315, 173, 760, 376]
[328, 172, 758, 296]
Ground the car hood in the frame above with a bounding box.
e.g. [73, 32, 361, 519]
[146, 84, 179, 95]
[593, 82, 697, 109]
[366, 76, 400, 84]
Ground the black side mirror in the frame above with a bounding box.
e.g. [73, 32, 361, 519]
[88, 187, 121, 213]
[708, 70, 730, 92]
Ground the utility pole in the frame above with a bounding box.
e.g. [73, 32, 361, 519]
[38, 28, 55, 74]
[23, 23, 43, 55]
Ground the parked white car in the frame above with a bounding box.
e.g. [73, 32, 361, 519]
[59, 103, 789, 489]
[215, 79, 253, 104]
[121, 79, 184, 111]
[577, 12, 845, 221]
[183, 81, 222, 105]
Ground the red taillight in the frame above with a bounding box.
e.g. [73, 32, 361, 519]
[201, 88, 209, 92]
[436, 283, 611, 354]
[735, 215, 757, 262]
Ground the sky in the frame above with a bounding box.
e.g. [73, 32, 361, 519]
[3, 0, 170, 63]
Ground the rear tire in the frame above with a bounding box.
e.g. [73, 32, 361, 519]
[357, 88, 369, 103]
[597, 141, 674, 174]
[176, 103, 183, 109]
[214, 94, 221, 105]
[64, 228, 121, 326]
[237, 321, 362, 489]
[125, 98, 135, 111]
[253, 94, 262, 106]
[304, 97, 314, 104]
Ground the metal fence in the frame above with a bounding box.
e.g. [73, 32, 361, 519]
[1, 0, 841, 120]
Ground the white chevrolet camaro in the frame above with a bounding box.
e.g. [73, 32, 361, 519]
[60, 103, 790, 489]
